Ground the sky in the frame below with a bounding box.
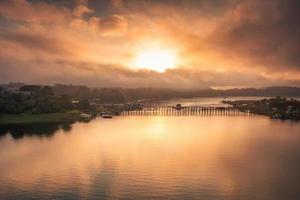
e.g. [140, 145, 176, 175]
[0, 0, 299, 89]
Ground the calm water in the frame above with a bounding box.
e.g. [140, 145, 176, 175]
[153, 96, 271, 107]
[1, 116, 300, 200]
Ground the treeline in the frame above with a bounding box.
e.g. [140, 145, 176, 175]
[53, 84, 180, 103]
[52, 84, 300, 102]
[225, 97, 300, 120]
[1, 83, 300, 115]
[0, 85, 89, 114]
[211, 87, 300, 97]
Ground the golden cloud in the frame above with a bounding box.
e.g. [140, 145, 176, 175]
[0, 0, 299, 88]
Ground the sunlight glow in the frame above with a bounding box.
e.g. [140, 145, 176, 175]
[133, 49, 177, 72]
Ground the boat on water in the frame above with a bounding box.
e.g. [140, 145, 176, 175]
[80, 113, 92, 121]
[99, 111, 113, 119]
[102, 114, 113, 119]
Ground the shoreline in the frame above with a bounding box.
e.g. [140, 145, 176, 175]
[0, 111, 82, 126]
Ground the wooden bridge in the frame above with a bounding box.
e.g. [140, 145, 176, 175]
[99, 105, 250, 116]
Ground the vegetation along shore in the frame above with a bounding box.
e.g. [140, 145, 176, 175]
[1, 83, 300, 125]
[223, 97, 300, 120]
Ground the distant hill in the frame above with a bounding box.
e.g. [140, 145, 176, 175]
[51, 85, 300, 102]
[210, 86, 300, 97]
[1, 83, 300, 103]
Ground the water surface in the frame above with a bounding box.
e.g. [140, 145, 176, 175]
[153, 96, 270, 107]
[1, 116, 300, 200]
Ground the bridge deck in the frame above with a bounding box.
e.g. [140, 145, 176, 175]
[99, 106, 250, 116]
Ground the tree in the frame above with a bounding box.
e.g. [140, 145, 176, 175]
[37, 86, 54, 96]
[20, 85, 41, 93]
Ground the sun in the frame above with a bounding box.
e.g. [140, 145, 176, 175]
[132, 49, 177, 72]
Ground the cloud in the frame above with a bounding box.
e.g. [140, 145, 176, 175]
[208, 0, 300, 71]
[88, 15, 128, 37]
[1, 57, 299, 89]
[0, 0, 71, 23]
[111, 0, 124, 9]
[69, 15, 128, 37]
[0, 0, 299, 88]
[68, 0, 128, 37]
[69, 18, 89, 30]
[73, 5, 93, 17]
[73, 0, 93, 17]
[139, 0, 300, 80]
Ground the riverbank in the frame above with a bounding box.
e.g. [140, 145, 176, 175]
[223, 97, 300, 120]
[0, 111, 82, 125]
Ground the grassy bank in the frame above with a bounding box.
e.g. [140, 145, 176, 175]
[0, 111, 82, 125]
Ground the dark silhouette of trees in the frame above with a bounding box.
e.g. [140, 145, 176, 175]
[0, 86, 73, 114]
[20, 85, 41, 93]
[1, 83, 300, 115]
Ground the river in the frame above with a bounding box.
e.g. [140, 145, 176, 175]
[152, 96, 270, 107]
[0, 114, 300, 199]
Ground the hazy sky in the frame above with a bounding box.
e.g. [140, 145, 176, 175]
[0, 0, 299, 89]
